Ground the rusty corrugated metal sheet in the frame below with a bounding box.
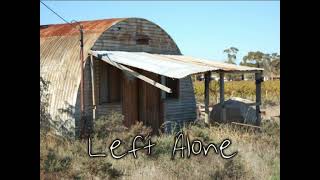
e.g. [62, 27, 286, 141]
[40, 18, 126, 124]
[90, 51, 263, 79]
[40, 18, 125, 37]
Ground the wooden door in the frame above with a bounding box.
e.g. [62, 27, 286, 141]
[122, 71, 139, 127]
[138, 70, 162, 133]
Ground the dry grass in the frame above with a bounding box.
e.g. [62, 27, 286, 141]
[40, 77, 280, 179]
[40, 111, 280, 180]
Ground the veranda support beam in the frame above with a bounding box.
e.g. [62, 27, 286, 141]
[89, 51, 172, 93]
[90, 55, 96, 120]
[219, 72, 226, 122]
[161, 75, 166, 99]
[204, 71, 211, 123]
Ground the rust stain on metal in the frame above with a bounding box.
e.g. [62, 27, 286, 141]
[40, 18, 126, 37]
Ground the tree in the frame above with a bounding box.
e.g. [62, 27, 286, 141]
[223, 47, 239, 80]
[241, 51, 280, 80]
[242, 51, 265, 67]
[270, 53, 280, 77]
[223, 47, 239, 64]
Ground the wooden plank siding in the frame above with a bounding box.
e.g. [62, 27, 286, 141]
[163, 77, 197, 130]
[122, 70, 139, 127]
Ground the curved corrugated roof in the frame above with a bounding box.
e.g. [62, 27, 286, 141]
[40, 18, 126, 37]
[40, 18, 127, 123]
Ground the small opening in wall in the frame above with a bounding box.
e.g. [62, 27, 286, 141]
[166, 77, 179, 99]
[135, 34, 150, 45]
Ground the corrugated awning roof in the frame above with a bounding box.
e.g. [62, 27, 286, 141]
[90, 51, 263, 79]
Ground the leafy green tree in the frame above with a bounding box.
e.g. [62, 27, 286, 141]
[241, 51, 280, 80]
[242, 51, 265, 67]
[224, 47, 239, 64]
[270, 53, 280, 77]
[224, 47, 239, 80]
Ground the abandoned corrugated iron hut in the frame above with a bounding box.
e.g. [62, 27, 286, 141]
[40, 18, 263, 137]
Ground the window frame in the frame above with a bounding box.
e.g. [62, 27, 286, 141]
[165, 77, 179, 100]
[135, 34, 150, 45]
[98, 62, 121, 104]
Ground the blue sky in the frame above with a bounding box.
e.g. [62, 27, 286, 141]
[40, 1, 280, 63]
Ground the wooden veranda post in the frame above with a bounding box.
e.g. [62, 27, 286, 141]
[161, 75, 166, 99]
[90, 55, 96, 121]
[79, 25, 85, 137]
[255, 72, 263, 126]
[219, 72, 226, 122]
[204, 71, 211, 123]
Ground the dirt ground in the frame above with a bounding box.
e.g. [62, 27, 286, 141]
[262, 105, 280, 120]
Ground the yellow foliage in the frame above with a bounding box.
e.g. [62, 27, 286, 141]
[194, 80, 280, 104]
